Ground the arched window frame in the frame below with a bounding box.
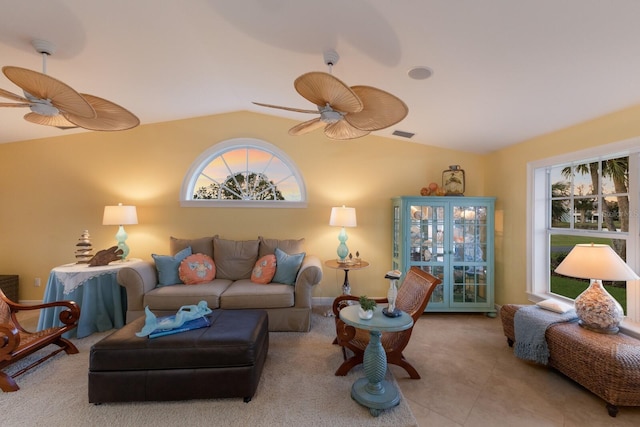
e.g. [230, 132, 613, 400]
[180, 138, 307, 208]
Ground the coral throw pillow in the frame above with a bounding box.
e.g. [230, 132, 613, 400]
[179, 253, 216, 285]
[251, 254, 277, 284]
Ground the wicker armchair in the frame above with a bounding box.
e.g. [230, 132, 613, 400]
[0, 289, 80, 392]
[332, 267, 441, 379]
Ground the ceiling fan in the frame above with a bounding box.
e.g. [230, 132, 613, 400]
[253, 50, 408, 140]
[0, 39, 139, 131]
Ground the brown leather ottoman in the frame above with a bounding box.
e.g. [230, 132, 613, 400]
[88, 309, 268, 403]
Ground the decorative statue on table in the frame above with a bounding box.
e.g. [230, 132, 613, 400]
[383, 269, 402, 317]
[136, 301, 212, 337]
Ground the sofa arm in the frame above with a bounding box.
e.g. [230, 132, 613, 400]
[294, 255, 323, 308]
[116, 261, 158, 314]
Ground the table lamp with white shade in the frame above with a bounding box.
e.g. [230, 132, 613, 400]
[554, 243, 639, 334]
[329, 205, 357, 262]
[102, 203, 138, 261]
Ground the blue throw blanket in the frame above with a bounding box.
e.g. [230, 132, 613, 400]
[513, 305, 578, 364]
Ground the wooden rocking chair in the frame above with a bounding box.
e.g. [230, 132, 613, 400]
[0, 288, 80, 392]
[332, 267, 441, 379]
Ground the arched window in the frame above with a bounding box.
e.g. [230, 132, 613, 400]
[180, 138, 307, 208]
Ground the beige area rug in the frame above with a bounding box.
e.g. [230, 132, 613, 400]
[1, 307, 417, 427]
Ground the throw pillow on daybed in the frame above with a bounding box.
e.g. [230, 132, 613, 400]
[152, 246, 192, 286]
[536, 298, 575, 314]
[251, 254, 277, 284]
[272, 247, 305, 285]
[179, 253, 216, 284]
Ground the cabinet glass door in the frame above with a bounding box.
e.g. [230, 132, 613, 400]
[409, 203, 447, 306]
[451, 204, 489, 307]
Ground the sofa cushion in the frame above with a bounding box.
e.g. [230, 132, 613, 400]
[220, 279, 294, 309]
[251, 254, 277, 284]
[170, 236, 216, 258]
[213, 237, 259, 281]
[143, 279, 232, 310]
[258, 236, 305, 258]
[152, 247, 192, 286]
[272, 247, 305, 285]
[179, 253, 216, 285]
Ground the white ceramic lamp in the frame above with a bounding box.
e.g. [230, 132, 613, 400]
[103, 203, 138, 261]
[329, 206, 357, 262]
[555, 243, 639, 334]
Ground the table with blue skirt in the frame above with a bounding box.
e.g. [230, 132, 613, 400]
[37, 260, 141, 338]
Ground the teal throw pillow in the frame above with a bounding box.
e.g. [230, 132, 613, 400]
[272, 247, 305, 285]
[152, 246, 192, 286]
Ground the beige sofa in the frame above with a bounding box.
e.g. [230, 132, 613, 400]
[117, 236, 322, 332]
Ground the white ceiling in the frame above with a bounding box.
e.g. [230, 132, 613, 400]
[2, 0, 640, 153]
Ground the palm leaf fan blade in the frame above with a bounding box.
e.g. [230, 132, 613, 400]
[2, 66, 96, 119]
[294, 72, 363, 113]
[288, 117, 326, 136]
[344, 86, 408, 131]
[24, 112, 77, 129]
[0, 102, 30, 107]
[64, 94, 140, 131]
[0, 87, 29, 103]
[324, 120, 370, 140]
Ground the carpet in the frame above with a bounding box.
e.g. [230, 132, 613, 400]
[0, 307, 417, 426]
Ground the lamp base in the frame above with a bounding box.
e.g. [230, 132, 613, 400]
[578, 320, 619, 334]
[574, 279, 623, 335]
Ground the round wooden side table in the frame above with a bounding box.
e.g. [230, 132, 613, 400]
[324, 259, 370, 296]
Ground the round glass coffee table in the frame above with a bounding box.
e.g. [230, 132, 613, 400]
[339, 304, 413, 416]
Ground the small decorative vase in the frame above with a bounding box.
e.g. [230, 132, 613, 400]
[358, 307, 374, 320]
[387, 279, 398, 312]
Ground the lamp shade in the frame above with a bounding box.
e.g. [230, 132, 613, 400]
[102, 204, 138, 226]
[329, 206, 357, 227]
[555, 243, 639, 281]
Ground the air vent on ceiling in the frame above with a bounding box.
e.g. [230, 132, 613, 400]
[392, 130, 415, 139]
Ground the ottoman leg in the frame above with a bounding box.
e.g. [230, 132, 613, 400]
[607, 403, 618, 417]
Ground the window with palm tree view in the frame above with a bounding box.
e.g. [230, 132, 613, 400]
[548, 156, 629, 311]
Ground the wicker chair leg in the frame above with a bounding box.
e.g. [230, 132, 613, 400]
[0, 371, 19, 392]
[55, 337, 79, 355]
[607, 403, 618, 417]
[393, 355, 421, 379]
[335, 355, 363, 376]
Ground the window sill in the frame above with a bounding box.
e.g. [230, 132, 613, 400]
[620, 320, 640, 339]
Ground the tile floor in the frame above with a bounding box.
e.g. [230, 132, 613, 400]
[393, 312, 640, 426]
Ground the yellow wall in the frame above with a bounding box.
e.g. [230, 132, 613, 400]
[486, 104, 640, 305]
[0, 111, 485, 301]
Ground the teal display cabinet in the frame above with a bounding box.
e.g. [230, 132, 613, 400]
[392, 196, 496, 316]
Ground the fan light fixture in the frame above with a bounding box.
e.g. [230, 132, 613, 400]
[253, 50, 408, 140]
[0, 39, 139, 132]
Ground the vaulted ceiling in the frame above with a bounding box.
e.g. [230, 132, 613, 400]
[2, 1, 640, 153]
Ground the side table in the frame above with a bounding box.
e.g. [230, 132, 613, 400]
[324, 259, 370, 296]
[339, 304, 413, 417]
[37, 259, 142, 338]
